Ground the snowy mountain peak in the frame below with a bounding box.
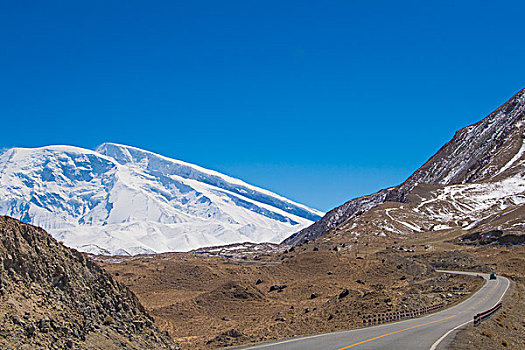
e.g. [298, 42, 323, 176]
[96, 142, 323, 221]
[0, 144, 323, 255]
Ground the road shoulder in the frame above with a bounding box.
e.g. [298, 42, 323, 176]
[449, 278, 522, 350]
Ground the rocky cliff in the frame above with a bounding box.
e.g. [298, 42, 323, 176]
[0, 216, 179, 349]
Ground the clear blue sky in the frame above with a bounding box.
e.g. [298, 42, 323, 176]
[1, 1, 524, 212]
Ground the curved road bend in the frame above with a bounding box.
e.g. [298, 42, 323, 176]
[229, 271, 510, 350]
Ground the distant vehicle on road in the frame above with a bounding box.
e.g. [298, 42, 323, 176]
[489, 273, 497, 280]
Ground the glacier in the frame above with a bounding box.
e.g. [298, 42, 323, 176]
[0, 143, 323, 255]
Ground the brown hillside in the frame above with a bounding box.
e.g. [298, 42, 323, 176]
[0, 216, 179, 350]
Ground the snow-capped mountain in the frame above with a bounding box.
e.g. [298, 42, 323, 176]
[285, 87, 525, 245]
[0, 143, 323, 255]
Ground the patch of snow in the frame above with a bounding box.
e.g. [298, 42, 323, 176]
[385, 208, 422, 232]
[433, 224, 452, 231]
[495, 137, 525, 176]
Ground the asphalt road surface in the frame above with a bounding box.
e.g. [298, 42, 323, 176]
[230, 270, 510, 350]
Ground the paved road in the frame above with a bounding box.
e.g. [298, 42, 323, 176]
[230, 270, 510, 350]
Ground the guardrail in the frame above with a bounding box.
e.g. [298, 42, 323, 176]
[473, 302, 502, 326]
[362, 303, 444, 327]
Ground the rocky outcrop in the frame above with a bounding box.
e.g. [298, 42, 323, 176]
[0, 216, 179, 349]
[284, 87, 525, 246]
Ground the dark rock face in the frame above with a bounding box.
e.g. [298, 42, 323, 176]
[284, 87, 525, 246]
[397, 88, 525, 192]
[268, 285, 287, 292]
[338, 289, 350, 299]
[0, 216, 179, 350]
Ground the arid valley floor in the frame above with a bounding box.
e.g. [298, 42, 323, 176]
[99, 228, 524, 349]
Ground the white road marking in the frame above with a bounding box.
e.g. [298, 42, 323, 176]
[428, 276, 510, 350]
[428, 319, 472, 350]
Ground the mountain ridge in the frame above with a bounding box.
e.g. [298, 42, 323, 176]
[284, 87, 525, 246]
[0, 143, 322, 255]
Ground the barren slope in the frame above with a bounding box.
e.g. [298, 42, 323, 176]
[100, 237, 485, 349]
[285, 87, 525, 246]
[0, 216, 178, 350]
